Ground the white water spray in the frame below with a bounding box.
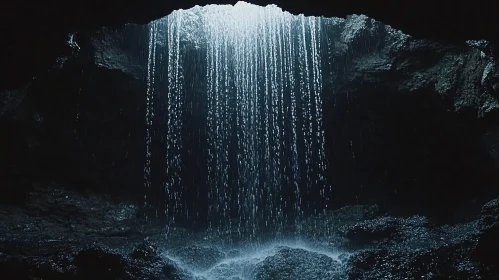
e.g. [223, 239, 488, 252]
[145, 2, 329, 238]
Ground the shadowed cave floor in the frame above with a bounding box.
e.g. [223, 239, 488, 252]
[1, 184, 499, 279]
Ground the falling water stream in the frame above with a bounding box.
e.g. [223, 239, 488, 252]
[144, 2, 329, 241]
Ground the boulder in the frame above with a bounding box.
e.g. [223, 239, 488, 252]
[345, 218, 480, 279]
[345, 245, 479, 280]
[131, 239, 162, 263]
[88, 25, 148, 78]
[339, 215, 436, 249]
[254, 246, 343, 280]
[472, 197, 499, 274]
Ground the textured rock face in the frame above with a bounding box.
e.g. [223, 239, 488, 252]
[90, 26, 149, 78]
[342, 218, 493, 279]
[254, 247, 343, 280]
[320, 16, 499, 220]
[299, 201, 496, 279]
[0, 186, 498, 279]
[339, 216, 436, 249]
[0, 186, 165, 280]
[2, 0, 499, 92]
[328, 16, 499, 117]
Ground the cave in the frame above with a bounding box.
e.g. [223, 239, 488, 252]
[1, 1, 499, 279]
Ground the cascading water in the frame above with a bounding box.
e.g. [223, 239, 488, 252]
[144, 2, 330, 240]
[144, 22, 157, 215]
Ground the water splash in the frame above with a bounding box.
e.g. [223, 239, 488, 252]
[161, 240, 346, 280]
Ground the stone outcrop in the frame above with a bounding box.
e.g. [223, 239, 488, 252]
[3, 0, 499, 95]
[254, 247, 344, 280]
[472, 197, 499, 274]
[1, 185, 498, 279]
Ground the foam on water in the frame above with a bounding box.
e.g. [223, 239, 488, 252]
[161, 240, 346, 280]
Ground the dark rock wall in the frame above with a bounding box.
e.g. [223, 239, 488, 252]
[322, 16, 499, 221]
[2, 1, 498, 107]
[1, 14, 499, 226]
[0, 25, 150, 202]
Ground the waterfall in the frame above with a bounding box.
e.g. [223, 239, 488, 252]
[144, 21, 157, 215]
[165, 11, 185, 225]
[144, 2, 329, 238]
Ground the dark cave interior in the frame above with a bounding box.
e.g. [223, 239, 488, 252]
[1, 1, 499, 279]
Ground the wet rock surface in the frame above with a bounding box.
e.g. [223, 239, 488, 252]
[343, 221, 482, 279]
[0, 186, 190, 280]
[301, 202, 499, 280]
[339, 215, 440, 249]
[472, 197, 499, 275]
[1, 186, 498, 279]
[254, 247, 343, 280]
